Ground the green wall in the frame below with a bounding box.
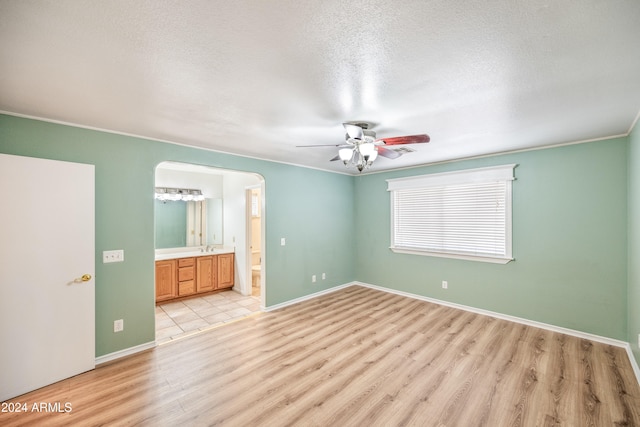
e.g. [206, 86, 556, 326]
[0, 114, 356, 357]
[354, 138, 629, 340]
[629, 122, 640, 364]
[1, 113, 636, 365]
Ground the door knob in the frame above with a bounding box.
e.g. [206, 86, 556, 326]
[74, 274, 92, 283]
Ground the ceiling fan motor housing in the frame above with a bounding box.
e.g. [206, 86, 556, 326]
[345, 129, 377, 144]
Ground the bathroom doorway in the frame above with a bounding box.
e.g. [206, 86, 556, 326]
[153, 162, 265, 343]
[247, 186, 262, 298]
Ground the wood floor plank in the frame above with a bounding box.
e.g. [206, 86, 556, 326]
[2, 285, 639, 426]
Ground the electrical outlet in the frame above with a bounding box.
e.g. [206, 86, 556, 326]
[442, 281, 448, 289]
[103, 249, 124, 263]
[281, 238, 286, 246]
[312, 275, 316, 283]
[322, 273, 326, 280]
[114, 319, 124, 333]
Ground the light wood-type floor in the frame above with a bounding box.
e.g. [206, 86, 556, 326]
[2, 286, 640, 426]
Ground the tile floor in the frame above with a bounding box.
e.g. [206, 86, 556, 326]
[155, 290, 261, 344]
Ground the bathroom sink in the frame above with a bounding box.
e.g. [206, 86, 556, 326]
[154, 247, 234, 260]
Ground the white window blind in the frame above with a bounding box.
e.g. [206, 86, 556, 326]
[387, 164, 515, 263]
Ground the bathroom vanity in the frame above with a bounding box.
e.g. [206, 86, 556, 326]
[155, 248, 234, 303]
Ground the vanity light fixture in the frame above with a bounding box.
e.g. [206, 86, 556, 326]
[155, 187, 205, 202]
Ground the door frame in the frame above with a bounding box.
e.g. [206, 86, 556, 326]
[245, 183, 265, 308]
[153, 162, 266, 319]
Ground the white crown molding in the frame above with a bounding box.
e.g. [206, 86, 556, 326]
[0, 110, 353, 176]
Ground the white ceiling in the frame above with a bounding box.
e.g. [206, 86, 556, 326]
[1, 1, 639, 174]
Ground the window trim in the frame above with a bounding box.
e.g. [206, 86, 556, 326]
[387, 164, 516, 264]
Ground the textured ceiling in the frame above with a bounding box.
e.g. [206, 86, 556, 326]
[1, 1, 639, 174]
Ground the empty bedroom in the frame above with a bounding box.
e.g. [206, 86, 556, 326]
[1, 1, 640, 425]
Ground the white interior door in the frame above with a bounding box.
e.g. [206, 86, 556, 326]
[0, 153, 95, 402]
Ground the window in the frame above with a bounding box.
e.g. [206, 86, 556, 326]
[387, 164, 516, 264]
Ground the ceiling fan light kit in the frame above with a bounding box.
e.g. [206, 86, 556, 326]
[338, 148, 354, 162]
[297, 122, 430, 173]
[340, 142, 379, 172]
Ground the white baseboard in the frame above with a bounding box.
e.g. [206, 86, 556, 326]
[624, 345, 640, 387]
[93, 281, 640, 387]
[263, 282, 356, 312]
[353, 281, 640, 386]
[93, 284, 353, 366]
[95, 341, 156, 366]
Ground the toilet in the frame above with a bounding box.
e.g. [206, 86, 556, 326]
[251, 264, 261, 288]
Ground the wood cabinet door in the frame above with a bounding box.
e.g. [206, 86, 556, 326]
[178, 280, 196, 296]
[155, 260, 177, 302]
[196, 255, 216, 292]
[217, 253, 234, 288]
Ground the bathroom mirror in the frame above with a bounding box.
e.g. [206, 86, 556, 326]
[155, 198, 223, 249]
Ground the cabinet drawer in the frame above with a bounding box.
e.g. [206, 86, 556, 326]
[178, 257, 195, 267]
[178, 266, 194, 282]
[178, 280, 195, 296]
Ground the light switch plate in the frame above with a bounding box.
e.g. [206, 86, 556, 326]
[103, 249, 124, 263]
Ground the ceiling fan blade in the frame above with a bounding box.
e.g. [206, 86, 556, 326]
[343, 123, 364, 140]
[296, 144, 345, 147]
[376, 146, 401, 159]
[329, 155, 341, 162]
[376, 134, 430, 145]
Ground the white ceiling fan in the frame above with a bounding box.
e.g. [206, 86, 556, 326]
[298, 122, 430, 172]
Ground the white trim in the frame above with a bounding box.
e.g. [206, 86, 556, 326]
[355, 281, 640, 386]
[624, 344, 640, 386]
[0, 110, 631, 177]
[388, 165, 514, 262]
[265, 280, 628, 346]
[244, 187, 254, 297]
[92, 282, 640, 386]
[0, 111, 353, 176]
[263, 282, 355, 312]
[389, 247, 513, 264]
[355, 281, 628, 346]
[359, 134, 629, 176]
[95, 341, 156, 366]
[628, 108, 640, 135]
[386, 163, 516, 191]
[262, 281, 639, 385]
